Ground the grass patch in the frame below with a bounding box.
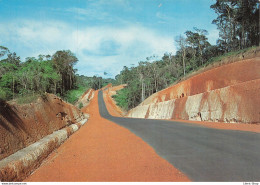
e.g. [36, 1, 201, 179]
[16, 93, 40, 104]
[208, 46, 258, 64]
[112, 88, 128, 111]
[78, 102, 83, 109]
[64, 86, 89, 104]
[13, 86, 89, 105]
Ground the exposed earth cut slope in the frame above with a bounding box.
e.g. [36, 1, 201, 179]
[0, 93, 86, 161]
[128, 56, 260, 124]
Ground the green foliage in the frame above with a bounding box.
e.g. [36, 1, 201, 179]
[52, 50, 78, 95]
[76, 75, 91, 87]
[210, 0, 259, 51]
[16, 93, 40, 104]
[0, 88, 12, 100]
[0, 46, 9, 58]
[115, 54, 183, 110]
[64, 86, 89, 104]
[208, 46, 257, 64]
[102, 78, 117, 87]
[115, 45, 259, 111]
[79, 102, 83, 109]
[112, 88, 129, 111]
[0, 47, 85, 104]
[88, 75, 116, 90]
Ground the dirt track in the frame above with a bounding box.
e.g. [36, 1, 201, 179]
[24, 91, 189, 182]
[0, 93, 84, 161]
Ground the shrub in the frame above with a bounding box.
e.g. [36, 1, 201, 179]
[0, 88, 11, 100]
[64, 86, 89, 104]
[79, 102, 83, 109]
[112, 88, 129, 111]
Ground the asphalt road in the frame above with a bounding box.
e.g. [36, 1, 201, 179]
[98, 91, 260, 181]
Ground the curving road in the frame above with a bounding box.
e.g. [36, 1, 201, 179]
[98, 91, 260, 182]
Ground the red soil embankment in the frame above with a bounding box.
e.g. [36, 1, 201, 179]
[0, 93, 85, 161]
[141, 57, 260, 105]
[128, 56, 260, 130]
[25, 91, 189, 182]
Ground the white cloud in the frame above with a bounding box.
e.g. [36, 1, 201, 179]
[65, 7, 109, 21]
[0, 19, 176, 77]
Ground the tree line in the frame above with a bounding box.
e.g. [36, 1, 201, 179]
[77, 74, 116, 90]
[113, 0, 259, 110]
[0, 47, 79, 100]
[211, 0, 259, 52]
[0, 46, 116, 102]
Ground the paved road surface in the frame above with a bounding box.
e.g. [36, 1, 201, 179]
[99, 91, 260, 181]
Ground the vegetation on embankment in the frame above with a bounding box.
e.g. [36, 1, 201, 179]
[112, 0, 259, 111]
[112, 88, 129, 111]
[63, 86, 89, 104]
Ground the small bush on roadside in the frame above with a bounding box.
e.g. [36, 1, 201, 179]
[79, 102, 83, 109]
[112, 88, 128, 111]
[64, 86, 89, 104]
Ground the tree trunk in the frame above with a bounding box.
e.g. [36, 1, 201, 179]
[155, 78, 158, 92]
[54, 82, 57, 94]
[12, 76, 14, 99]
[69, 73, 72, 90]
[141, 80, 145, 102]
[198, 44, 203, 65]
[182, 49, 186, 76]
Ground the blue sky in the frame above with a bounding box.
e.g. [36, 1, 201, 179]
[0, 0, 219, 78]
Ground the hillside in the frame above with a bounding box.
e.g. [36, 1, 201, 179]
[127, 53, 260, 124]
[0, 93, 88, 181]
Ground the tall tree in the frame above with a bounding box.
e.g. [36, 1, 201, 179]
[52, 50, 78, 95]
[211, 0, 259, 51]
[185, 28, 211, 66]
[175, 35, 187, 76]
[0, 46, 9, 58]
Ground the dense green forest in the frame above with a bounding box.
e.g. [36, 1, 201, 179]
[113, 0, 259, 110]
[0, 48, 77, 102]
[0, 47, 115, 104]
